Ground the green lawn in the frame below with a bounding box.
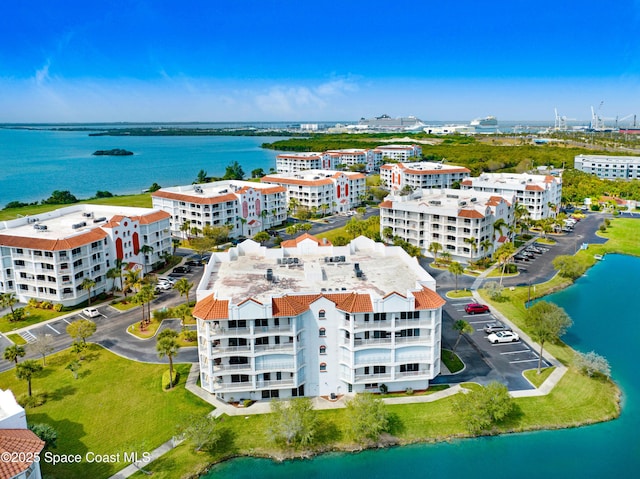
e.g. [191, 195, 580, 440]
[446, 290, 473, 299]
[524, 367, 556, 388]
[0, 308, 67, 333]
[0, 193, 153, 221]
[441, 349, 464, 373]
[0, 344, 212, 479]
[6, 333, 27, 345]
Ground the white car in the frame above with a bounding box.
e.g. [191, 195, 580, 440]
[487, 331, 520, 344]
[155, 282, 172, 292]
[83, 307, 100, 318]
[157, 277, 176, 285]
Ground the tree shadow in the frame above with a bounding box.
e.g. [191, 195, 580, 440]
[49, 385, 77, 402]
[315, 419, 342, 445]
[211, 426, 236, 455]
[77, 368, 93, 379]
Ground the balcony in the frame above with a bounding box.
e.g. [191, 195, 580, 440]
[211, 326, 251, 336]
[213, 363, 253, 373]
[211, 344, 252, 354]
[254, 362, 296, 372]
[256, 378, 295, 389]
[212, 381, 253, 392]
[354, 372, 392, 382]
[395, 369, 430, 379]
[351, 337, 393, 347]
[254, 343, 295, 353]
[395, 336, 427, 345]
[394, 319, 432, 329]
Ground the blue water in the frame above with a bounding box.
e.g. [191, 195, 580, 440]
[204, 254, 639, 478]
[0, 128, 283, 206]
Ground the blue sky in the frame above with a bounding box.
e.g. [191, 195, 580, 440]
[1, 0, 639, 123]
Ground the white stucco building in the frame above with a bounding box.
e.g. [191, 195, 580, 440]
[461, 172, 562, 220]
[374, 144, 422, 162]
[0, 205, 171, 306]
[325, 149, 380, 172]
[193, 234, 445, 401]
[379, 189, 514, 261]
[380, 161, 471, 191]
[261, 170, 366, 215]
[574, 154, 640, 180]
[275, 152, 335, 174]
[152, 181, 287, 239]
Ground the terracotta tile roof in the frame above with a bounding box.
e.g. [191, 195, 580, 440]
[272, 295, 316, 317]
[192, 294, 229, 320]
[379, 200, 393, 208]
[261, 176, 334, 187]
[280, 233, 330, 248]
[152, 190, 239, 205]
[487, 195, 510, 206]
[403, 166, 470, 175]
[458, 209, 485, 219]
[237, 298, 263, 306]
[331, 172, 366, 180]
[498, 235, 508, 243]
[461, 179, 473, 186]
[259, 185, 287, 194]
[276, 154, 323, 159]
[0, 228, 108, 251]
[137, 210, 171, 224]
[544, 175, 556, 183]
[0, 429, 45, 478]
[380, 164, 394, 170]
[525, 184, 545, 191]
[325, 292, 374, 313]
[413, 287, 446, 309]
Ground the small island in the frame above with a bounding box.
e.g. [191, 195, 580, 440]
[92, 148, 134, 156]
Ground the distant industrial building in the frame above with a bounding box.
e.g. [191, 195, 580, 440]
[574, 154, 640, 180]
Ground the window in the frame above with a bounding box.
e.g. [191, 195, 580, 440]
[319, 327, 326, 337]
[319, 362, 327, 372]
[319, 345, 327, 354]
[255, 318, 268, 327]
[318, 309, 326, 319]
[400, 363, 419, 372]
[373, 366, 386, 374]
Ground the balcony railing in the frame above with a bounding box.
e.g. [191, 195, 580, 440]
[213, 363, 253, 372]
[256, 378, 295, 388]
[212, 381, 252, 391]
[254, 362, 296, 371]
[395, 369, 430, 379]
[354, 372, 392, 382]
[352, 337, 393, 347]
[211, 345, 252, 354]
[394, 336, 426, 345]
[254, 343, 295, 353]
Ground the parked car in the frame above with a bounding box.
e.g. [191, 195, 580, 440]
[487, 331, 520, 344]
[185, 260, 201, 267]
[83, 307, 100, 318]
[157, 276, 176, 285]
[464, 303, 490, 314]
[484, 321, 511, 334]
[172, 265, 191, 275]
[155, 282, 172, 291]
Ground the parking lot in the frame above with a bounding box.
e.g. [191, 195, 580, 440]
[435, 297, 550, 390]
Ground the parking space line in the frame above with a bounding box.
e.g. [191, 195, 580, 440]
[469, 320, 493, 324]
[63, 318, 71, 324]
[489, 341, 521, 346]
[500, 349, 530, 355]
[46, 324, 60, 334]
[509, 358, 539, 364]
[20, 331, 37, 343]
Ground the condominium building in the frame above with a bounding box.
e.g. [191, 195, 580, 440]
[152, 181, 287, 239]
[326, 149, 381, 172]
[193, 234, 445, 401]
[461, 172, 562, 220]
[0, 204, 171, 307]
[379, 189, 514, 261]
[574, 154, 640, 180]
[374, 144, 422, 162]
[380, 161, 471, 191]
[261, 170, 366, 215]
[275, 152, 334, 174]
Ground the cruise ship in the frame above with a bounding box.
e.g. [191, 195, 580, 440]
[357, 114, 426, 131]
[470, 115, 498, 130]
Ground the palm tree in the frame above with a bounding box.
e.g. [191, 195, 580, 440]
[190, 226, 201, 241]
[463, 236, 478, 258]
[495, 242, 516, 285]
[3, 344, 26, 364]
[492, 218, 508, 241]
[106, 267, 120, 295]
[428, 242, 442, 264]
[157, 329, 180, 389]
[382, 227, 394, 243]
[480, 239, 493, 259]
[173, 303, 192, 331]
[172, 238, 181, 255]
[448, 261, 465, 292]
[124, 269, 142, 297]
[16, 359, 43, 397]
[440, 251, 451, 264]
[180, 220, 191, 241]
[0, 292, 18, 319]
[139, 245, 155, 273]
[139, 284, 156, 322]
[452, 320, 474, 352]
[81, 278, 96, 306]
[174, 278, 193, 306]
[288, 197, 299, 217]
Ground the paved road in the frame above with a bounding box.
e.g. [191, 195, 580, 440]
[0, 252, 201, 374]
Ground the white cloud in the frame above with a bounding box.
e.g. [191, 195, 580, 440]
[34, 60, 51, 86]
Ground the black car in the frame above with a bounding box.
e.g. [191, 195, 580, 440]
[172, 265, 192, 274]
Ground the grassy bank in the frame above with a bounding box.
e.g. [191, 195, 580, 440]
[0, 344, 212, 478]
[0, 193, 152, 221]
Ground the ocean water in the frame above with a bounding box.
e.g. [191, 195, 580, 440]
[204, 254, 640, 479]
[0, 128, 283, 206]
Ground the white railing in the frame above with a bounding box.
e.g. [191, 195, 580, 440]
[256, 379, 295, 388]
[254, 343, 295, 353]
[354, 372, 392, 382]
[213, 363, 253, 372]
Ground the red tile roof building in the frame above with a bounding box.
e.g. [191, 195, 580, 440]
[152, 181, 287, 239]
[379, 188, 514, 262]
[460, 172, 562, 220]
[193, 235, 444, 401]
[380, 161, 471, 192]
[0, 205, 171, 307]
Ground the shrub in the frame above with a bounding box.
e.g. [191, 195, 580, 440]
[182, 330, 197, 342]
[162, 369, 180, 390]
[405, 387, 414, 395]
[18, 392, 48, 409]
[379, 383, 388, 394]
[53, 303, 63, 312]
[153, 308, 171, 322]
[599, 224, 606, 232]
[243, 399, 253, 408]
[29, 423, 58, 449]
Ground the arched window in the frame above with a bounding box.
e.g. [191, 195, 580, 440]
[318, 310, 326, 319]
[320, 362, 327, 372]
[319, 345, 327, 355]
[319, 327, 326, 337]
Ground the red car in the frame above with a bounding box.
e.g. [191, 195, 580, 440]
[465, 303, 490, 314]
